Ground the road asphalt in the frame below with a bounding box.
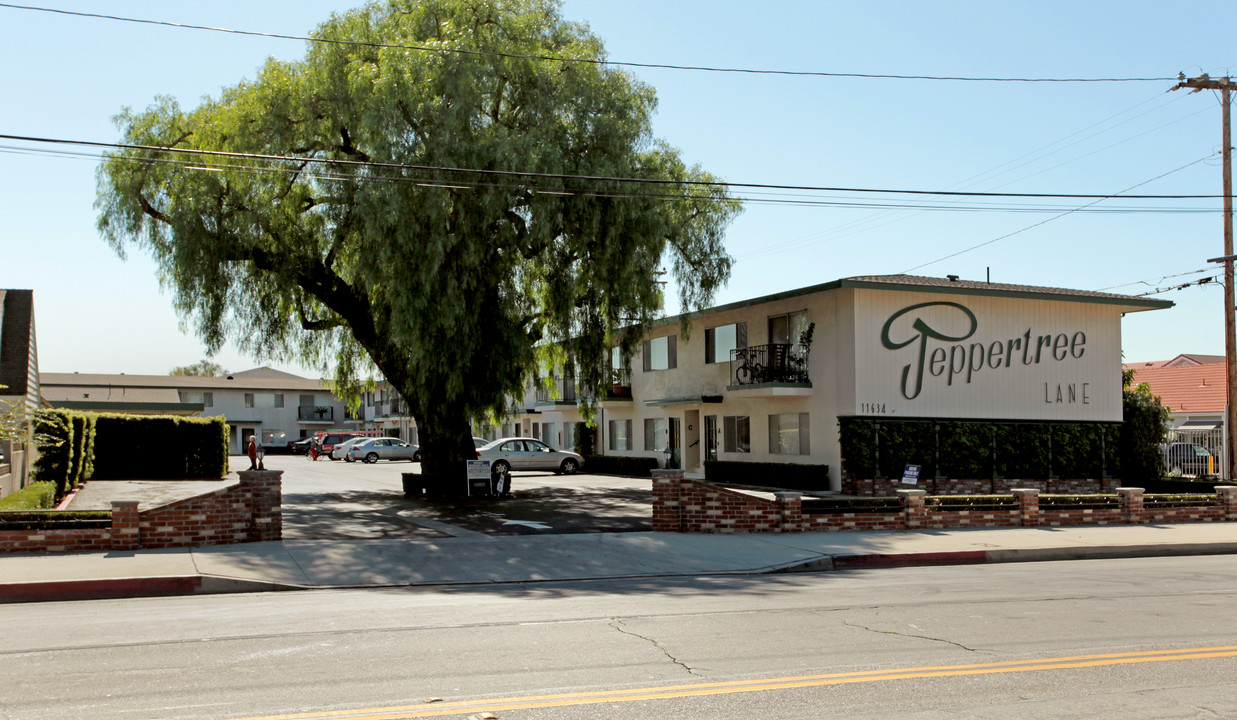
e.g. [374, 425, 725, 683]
[3, 462, 1236, 603]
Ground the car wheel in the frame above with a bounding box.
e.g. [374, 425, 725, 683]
[491, 460, 510, 475]
[344, 454, 354, 463]
[560, 458, 579, 475]
[413, 451, 421, 462]
[365, 452, 378, 464]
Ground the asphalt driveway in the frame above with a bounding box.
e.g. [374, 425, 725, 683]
[252, 455, 653, 539]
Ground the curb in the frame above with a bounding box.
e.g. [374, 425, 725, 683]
[777, 543, 1237, 573]
[0, 575, 305, 604]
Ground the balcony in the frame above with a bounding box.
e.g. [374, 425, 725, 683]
[536, 377, 579, 406]
[728, 344, 812, 396]
[298, 405, 335, 422]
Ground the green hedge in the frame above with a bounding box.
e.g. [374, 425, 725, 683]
[32, 410, 228, 491]
[705, 460, 830, 491]
[583, 455, 660, 477]
[838, 418, 1123, 481]
[0, 481, 57, 510]
[0, 510, 112, 530]
[90, 413, 228, 480]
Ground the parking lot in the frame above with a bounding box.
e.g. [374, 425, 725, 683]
[248, 454, 653, 540]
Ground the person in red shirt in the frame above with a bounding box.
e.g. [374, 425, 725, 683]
[247, 435, 259, 470]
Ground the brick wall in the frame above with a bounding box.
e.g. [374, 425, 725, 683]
[652, 477, 1237, 534]
[0, 470, 281, 553]
[841, 473, 1119, 496]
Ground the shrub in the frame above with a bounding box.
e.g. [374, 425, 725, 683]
[583, 455, 659, 477]
[705, 460, 830, 491]
[0, 481, 57, 510]
[90, 414, 228, 479]
[0, 510, 111, 530]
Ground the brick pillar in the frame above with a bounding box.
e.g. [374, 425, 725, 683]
[1118, 487, 1144, 525]
[775, 492, 803, 533]
[110, 500, 141, 551]
[1216, 486, 1237, 521]
[1011, 488, 1040, 527]
[897, 489, 927, 529]
[239, 470, 283, 542]
[651, 469, 685, 532]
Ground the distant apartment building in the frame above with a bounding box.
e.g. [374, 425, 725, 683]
[41, 367, 353, 454]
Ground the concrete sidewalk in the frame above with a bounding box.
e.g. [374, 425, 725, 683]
[2, 522, 1236, 603]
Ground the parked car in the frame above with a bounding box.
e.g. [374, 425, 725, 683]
[288, 438, 314, 455]
[473, 436, 490, 448]
[1165, 442, 1216, 477]
[347, 437, 420, 463]
[477, 437, 584, 475]
[331, 436, 371, 462]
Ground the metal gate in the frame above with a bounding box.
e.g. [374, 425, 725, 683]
[1163, 427, 1225, 479]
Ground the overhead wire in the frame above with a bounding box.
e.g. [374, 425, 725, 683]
[898, 153, 1218, 273]
[0, 2, 1182, 84]
[0, 133, 1225, 201]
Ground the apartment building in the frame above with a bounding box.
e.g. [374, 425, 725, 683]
[41, 367, 353, 454]
[514, 274, 1170, 489]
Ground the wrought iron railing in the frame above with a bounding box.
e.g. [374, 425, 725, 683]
[536, 377, 579, 404]
[729, 343, 810, 386]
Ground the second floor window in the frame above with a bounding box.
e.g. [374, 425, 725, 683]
[705, 322, 747, 364]
[178, 391, 213, 407]
[642, 335, 677, 372]
[244, 392, 284, 409]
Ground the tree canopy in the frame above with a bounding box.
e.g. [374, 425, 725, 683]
[169, 360, 230, 377]
[96, 0, 740, 489]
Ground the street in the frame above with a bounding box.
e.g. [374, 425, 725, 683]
[2, 555, 1235, 719]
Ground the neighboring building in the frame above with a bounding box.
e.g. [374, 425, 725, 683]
[1125, 354, 1227, 472]
[513, 274, 1170, 488]
[0, 289, 40, 494]
[41, 367, 354, 454]
[358, 380, 419, 443]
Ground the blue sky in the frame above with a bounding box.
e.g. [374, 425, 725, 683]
[3, 1, 1235, 377]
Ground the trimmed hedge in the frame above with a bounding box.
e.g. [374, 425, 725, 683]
[583, 455, 660, 477]
[32, 410, 228, 491]
[91, 413, 228, 479]
[705, 460, 830, 492]
[0, 481, 57, 510]
[0, 510, 112, 530]
[838, 418, 1123, 481]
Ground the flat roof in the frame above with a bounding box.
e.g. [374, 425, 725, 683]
[657, 273, 1173, 328]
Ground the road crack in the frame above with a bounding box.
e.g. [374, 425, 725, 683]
[842, 620, 984, 653]
[610, 619, 699, 676]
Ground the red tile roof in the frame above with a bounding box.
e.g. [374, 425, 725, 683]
[1127, 363, 1227, 413]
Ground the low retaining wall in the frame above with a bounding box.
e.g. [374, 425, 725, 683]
[843, 475, 1120, 496]
[0, 470, 282, 553]
[651, 470, 1237, 534]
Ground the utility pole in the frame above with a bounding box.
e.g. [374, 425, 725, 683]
[1173, 74, 1235, 480]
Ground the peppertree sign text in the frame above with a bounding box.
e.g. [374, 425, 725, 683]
[855, 293, 1120, 422]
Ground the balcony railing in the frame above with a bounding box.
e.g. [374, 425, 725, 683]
[730, 343, 810, 386]
[536, 377, 579, 405]
[298, 405, 334, 421]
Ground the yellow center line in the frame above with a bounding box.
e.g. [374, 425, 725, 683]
[238, 645, 1237, 720]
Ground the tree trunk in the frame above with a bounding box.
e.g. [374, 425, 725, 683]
[409, 397, 476, 497]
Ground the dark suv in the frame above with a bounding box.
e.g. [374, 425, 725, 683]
[1165, 442, 1216, 478]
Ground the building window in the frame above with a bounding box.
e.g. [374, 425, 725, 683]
[261, 428, 286, 445]
[769, 413, 811, 455]
[244, 393, 253, 408]
[608, 419, 633, 451]
[705, 322, 747, 364]
[245, 392, 284, 409]
[178, 391, 212, 407]
[769, 310, 809, 345]
[644, 418, 666, 451]
[723, 415, 750, 453]
[642, 335, 677, 372]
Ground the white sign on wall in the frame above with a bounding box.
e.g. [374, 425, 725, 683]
[851, 291, 1123, 422]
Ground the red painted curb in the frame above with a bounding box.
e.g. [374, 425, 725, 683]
[831, 550, 989, 569]
[0, 576, 203, 603]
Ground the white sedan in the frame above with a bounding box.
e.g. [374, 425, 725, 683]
[347, 437, 420, 463]
[477, 437, 584, 475]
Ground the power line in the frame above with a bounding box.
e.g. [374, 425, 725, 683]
[0, 2, 1181, 84]
[1, 133, 1226, 201]
[1135, 275, 1221, 296]
[1096, 267, 1214, 292]
[899, 154, 1218, 273]
[8, 143, 1218, 215]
